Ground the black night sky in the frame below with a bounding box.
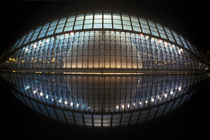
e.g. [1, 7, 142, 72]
[1, 0, 210, 139]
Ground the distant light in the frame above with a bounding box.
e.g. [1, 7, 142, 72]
[164, 93, 167, 98]
[178, 86, 182, 91]
[65, 34, 69, 37]
[127, 104, 130, 108]
[70, 102, 73, 106]
[33, 90, 36, 94]
[139, 101, 142, 105]
[70, 31, 74, 35]
[133, 103, 136, 106]
[170, 90, 173, 95]
[151, 98, 154, 102]
[116, 105, 119, 109]
[121, 104, 124, 109]
[58, 99, 62, 103]
[40, 92, 43, 96]
[140, 34, 143, 37]
[64, 101, 68, 105]
[158, 39, 162, 43]
[25, 48, 28, 52]
[145, 100, 148, 104]
[46, 95, 49, 99]
[76, 103, 79, 107]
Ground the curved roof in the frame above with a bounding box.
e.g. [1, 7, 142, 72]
[8, 12, 200, 56]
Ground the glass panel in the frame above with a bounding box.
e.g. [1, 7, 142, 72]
[55, 18, 67, 33]
[38, 23, 50, 38]
[64, 16, 75, 31]
[46, 20, 58, 36]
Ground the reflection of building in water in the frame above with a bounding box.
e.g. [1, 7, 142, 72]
[2, 73, 208, 127]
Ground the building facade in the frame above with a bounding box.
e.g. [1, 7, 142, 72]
[0, 11, 209, 127]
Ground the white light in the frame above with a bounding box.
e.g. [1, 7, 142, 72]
[52, 98, 54, 101]
[158, 39, 162, 43]
[140, 34, 144, 37]
[40, 92, 43, 96]
[58, 99, 62, 103]
[157, 95, 160, 100]
[116, 105, 119, 109]
[145, 100, 148, 104]
[65, 34, 69, 37]
[33, 90, 36, 94]
[76, 103, 79, 107]
[164, 93, 168, 98]
[46, 95, 49, 99]
[146, 36, 149, 40]
[133, 103, 136, 106]
[178, 86, 182, 91]
[164, 42, 168, 46]
[151, 98, 154, 102]
[139, 101, 142, 105]
[170, 90, 173, 95]
[127, 104, 130, 108]
[64, 101, 68, 105]
[70, 102, 73, 106]
[33, 44, 37, 48]
[25, 48, 28, 52]
[70, 31, 74, 35]
[121, 104, 124, 109]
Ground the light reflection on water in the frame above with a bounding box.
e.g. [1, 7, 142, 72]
[1, 73, 208, 127]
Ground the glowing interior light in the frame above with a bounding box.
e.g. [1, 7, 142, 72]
[25, 48, 28, 52]
[146, 36, 149, 40]
[158, 39, 162, 43]
[145, 100, 148, 104]
[70, 102, 73, 106]
[170, 90, 173, 95]
[139, 101, 142, 105]
[133, 103, 136, 106]
[164, 42, 168, 46]
[121, 104, 124, 109]
[33, 44, 37, 48]
[116, 105, 119, 109]
[64, 101, 68, 105]
[127, 104, 130, 108]
[76, 103, 79, 107]
[157, 95, 160, 100]
[39, 92, 43, 97]
[178, 86, 182, 91]
[58, 99, 62, 103]
[151, 98, 154, 102]
[164, 93, 167, 98]
[46, 95, 49, 99]
[33, 90, 37, 94]
[65, 33, 69, 37]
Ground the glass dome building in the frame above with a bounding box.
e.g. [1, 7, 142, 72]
[0, 11, 209, 127]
